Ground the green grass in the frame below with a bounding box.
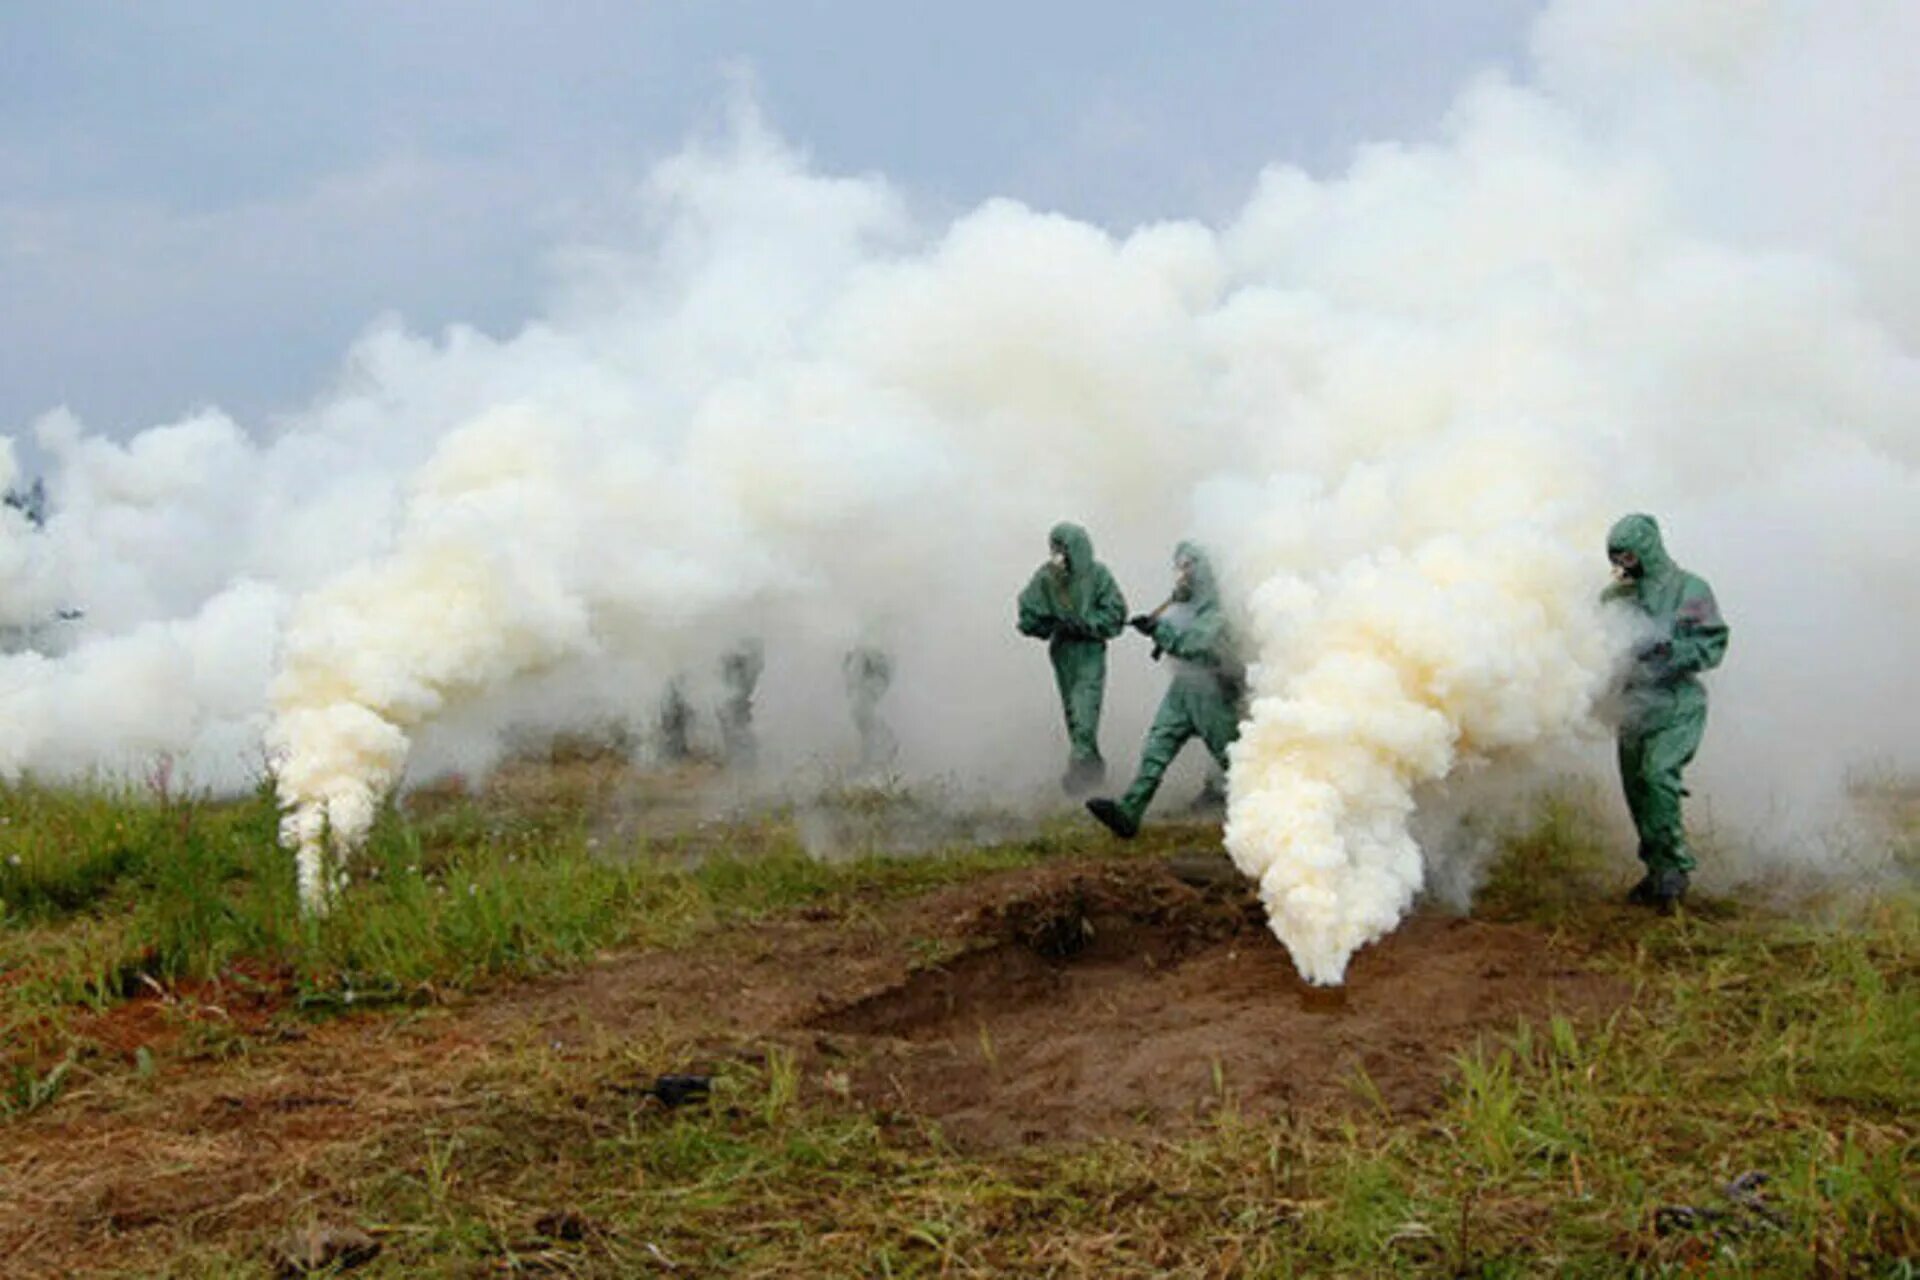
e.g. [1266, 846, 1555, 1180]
[0, 775, 1103, 1061]
[3, 773, 1915, 1275]
[246, 889, 1904, 1278]
[147, 899, 1908, 1277]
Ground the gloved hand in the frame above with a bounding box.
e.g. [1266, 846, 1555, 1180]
[1055, 617, 1091, 640]
[1128, 614, 1157, 636]
[1631, 637, 1680, 685]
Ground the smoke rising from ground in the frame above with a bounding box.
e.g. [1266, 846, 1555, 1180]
[3, 1, 1915, 959]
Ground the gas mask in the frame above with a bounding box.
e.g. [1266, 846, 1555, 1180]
[1171, 558, 1196, 602]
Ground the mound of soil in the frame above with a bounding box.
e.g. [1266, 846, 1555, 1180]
[797, 859, 1624, 1148]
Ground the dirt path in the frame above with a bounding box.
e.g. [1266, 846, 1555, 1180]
[0, 859, 1627, 1275]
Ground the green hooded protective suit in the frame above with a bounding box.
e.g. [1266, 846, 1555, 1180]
[1604, 514, 1729, 881]
[1017, 523, 1127, 787]
[1092, 542, 1243, 836]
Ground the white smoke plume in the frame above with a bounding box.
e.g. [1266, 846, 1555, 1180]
[1213, 436, 1627, 984]
[3, 1, 1915, 952]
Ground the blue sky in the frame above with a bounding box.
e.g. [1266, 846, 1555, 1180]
[1, 1, 1542, 436]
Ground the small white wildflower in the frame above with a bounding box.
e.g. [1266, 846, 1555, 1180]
[467, 883, 478, 896]
[7, 853, 21, 867]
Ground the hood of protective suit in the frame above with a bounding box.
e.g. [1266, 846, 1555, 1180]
[1607, 512, 1685, 608]
[1607, 514, 1674, 578]
[1045, 521, 1104, 615]
[1050, 522, 1095, 574]
[1174, 540, 1221, 610]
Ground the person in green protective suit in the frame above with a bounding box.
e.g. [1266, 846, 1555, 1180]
[1087, 542, 1244, 838]
[1604, 514, 1729, 913]
[1017, 523, 1128, 793]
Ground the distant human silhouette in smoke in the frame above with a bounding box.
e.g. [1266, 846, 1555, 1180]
[718, 638, 764, 770]
[843, 645, 898, 776]
[657, 679, 694, 765]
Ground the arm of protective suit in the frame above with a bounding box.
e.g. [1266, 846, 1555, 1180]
[1152, 607, 1228, 665]
[1015, 571, 1058, 638]
[1085, 565, 1128, 640]
[1665, 576, 1728, 676]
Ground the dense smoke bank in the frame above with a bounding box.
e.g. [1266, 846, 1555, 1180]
[3, 0, 1915, 970]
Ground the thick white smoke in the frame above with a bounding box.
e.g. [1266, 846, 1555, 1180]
[3, 2, 1915, 955]
[1211, 436, 1630, 984]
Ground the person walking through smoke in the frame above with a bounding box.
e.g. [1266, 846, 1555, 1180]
[1016, 522, 1127, 793]
[718, 638, 764, 769]
[843, 646, 897, 775]
[656, 678, 693, 763]
[1087, 542, 1243, 839]
[1604, 514, 1729, 913]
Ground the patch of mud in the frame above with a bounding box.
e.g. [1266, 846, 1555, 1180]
[801, 861, 1624, 1149]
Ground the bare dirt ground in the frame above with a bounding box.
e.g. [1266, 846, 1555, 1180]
[805, 859, 1624, 1148]
[0, 858, 1626, 1273]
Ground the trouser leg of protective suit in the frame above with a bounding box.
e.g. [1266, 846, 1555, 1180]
[1180, 703, 1240, 814]
[852, 701, 897, 772]
[1195, 693, 1239, 773]
[721, 697, 756, 768]
[1051, 642, 1107, 764]
[1118, 691, 1198, 824]
[1617, 703, 1706, 876]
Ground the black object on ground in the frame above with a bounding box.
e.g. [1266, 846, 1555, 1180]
[535, 1209, 595, 1242]
[1654, 1170, 1784, 1238]
[646, 1074, 713, 1108]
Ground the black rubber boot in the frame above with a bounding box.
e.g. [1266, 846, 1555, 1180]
[1183, 778, 1228, 819]
[1625, 872, 1656, 906]
[1085, 797, 1139, 839]
[1650, 868, 1690, 915]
